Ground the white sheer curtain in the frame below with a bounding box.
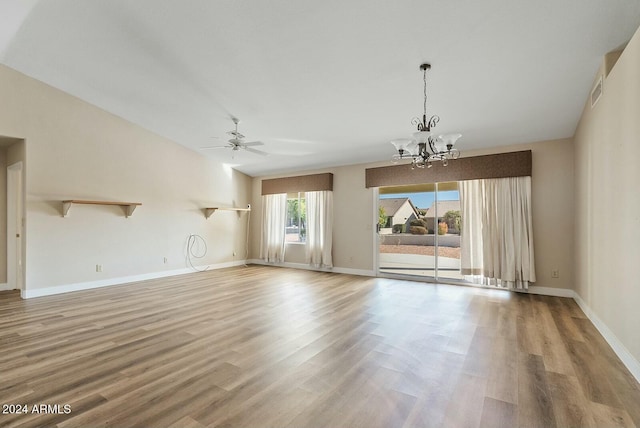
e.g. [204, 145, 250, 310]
[459, 180, 484, 275]
[459, 177, 535, 290]
[305, 190, 333, 268]
[260, 193, 287, 263]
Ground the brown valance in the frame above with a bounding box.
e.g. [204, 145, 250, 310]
[365, 150, 532, 188]
[262, 173, 333, 195]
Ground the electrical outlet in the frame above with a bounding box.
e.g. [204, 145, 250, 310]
[96, 264, 103, 272]
[551, 269, 559, 278]
[233, 251, 236, 257]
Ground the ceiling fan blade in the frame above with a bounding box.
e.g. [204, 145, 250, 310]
[244, 147, 268, 156]
[242, 141, 264, 147]
[200, 145, 230, 150]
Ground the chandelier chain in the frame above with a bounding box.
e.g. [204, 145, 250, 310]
[423, 67, 428, 118]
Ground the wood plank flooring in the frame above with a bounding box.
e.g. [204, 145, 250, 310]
[0, 265, 639, 427]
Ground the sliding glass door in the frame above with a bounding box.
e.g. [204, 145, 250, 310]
[378, 182, 462, 282]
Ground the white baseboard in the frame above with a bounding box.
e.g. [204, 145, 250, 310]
[21, 260, 248, 299]
[525, 285, 575, 298]
[572, 292, 640, 383]
[247, 259, 375, 277]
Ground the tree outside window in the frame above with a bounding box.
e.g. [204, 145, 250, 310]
[286, 193, 306, 242]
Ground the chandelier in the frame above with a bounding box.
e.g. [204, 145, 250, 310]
[391, 63, 461, 168]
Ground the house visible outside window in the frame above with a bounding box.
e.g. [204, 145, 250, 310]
[286, 192, 306, 243]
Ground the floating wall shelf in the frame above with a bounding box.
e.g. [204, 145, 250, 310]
[204, 204, 251, 219]
[62, 200, 142, 218]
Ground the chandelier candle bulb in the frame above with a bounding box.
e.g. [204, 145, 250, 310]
[391, 63, 462, 168]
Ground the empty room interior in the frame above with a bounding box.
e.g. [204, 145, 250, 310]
[1, 1, 640, 427]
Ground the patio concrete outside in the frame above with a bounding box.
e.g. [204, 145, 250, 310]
[379, 252, 464, 280]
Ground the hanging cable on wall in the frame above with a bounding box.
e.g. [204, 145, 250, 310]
[186, 234, 210, 272]
[190, 203, 251, 271]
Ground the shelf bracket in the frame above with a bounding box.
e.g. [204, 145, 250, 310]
[124, 204, 138, 218]
[204, 208, 218, 219]
[62, 201, 72, 217]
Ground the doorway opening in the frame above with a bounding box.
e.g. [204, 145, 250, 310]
[377, 181, 463, 282]
[7, 161, 24, 291]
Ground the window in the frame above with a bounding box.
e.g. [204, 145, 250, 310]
[286, 193, 306, 243]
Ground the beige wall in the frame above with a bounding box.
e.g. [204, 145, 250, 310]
[574, 25, 640, 364]
[250, 164, 375, 272]
[463, 140, 575, 290]
[0, 64, 252, 291]
[250, 138, 575, 290]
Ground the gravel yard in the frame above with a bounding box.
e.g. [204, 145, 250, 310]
[379, 245, 461, 259]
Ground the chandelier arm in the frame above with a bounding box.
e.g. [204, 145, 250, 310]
[428, 138, 439, 155]
[428, 115, 440, 131]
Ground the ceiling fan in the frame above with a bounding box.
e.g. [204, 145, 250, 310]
[201, 118, 268, 156]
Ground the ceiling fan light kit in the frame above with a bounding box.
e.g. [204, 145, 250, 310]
[201, 117, 268, 156]
[391, 63, 461, 169]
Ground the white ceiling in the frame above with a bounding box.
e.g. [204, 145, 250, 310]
[1, 0, 639, 176]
